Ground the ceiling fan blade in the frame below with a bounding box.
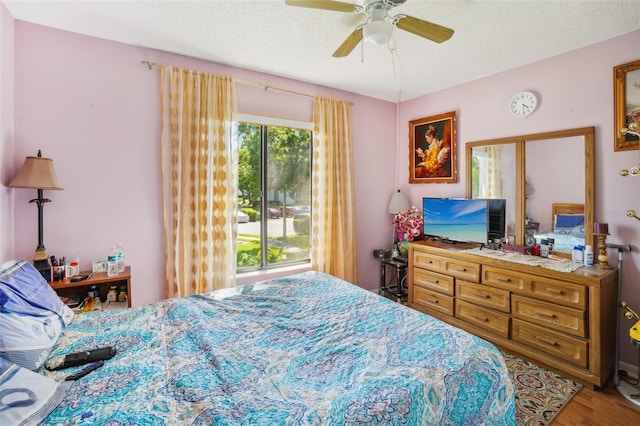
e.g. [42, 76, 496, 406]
[395, 15, 454, 43]
[284, 0, 358, 13]
[332, 27, 363, 58]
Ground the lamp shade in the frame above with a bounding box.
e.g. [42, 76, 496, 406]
[364, 19, 393, 45]
[9, 155, 63, 190]
[388, 190, 409, 214]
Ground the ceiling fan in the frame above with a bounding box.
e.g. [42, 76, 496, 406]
[284, 0, 454, 58]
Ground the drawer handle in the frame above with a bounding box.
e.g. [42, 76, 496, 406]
[427, 278, 440, 284]
[535, 336, 558, 346]
[451, 266, 467, 272]
[534, 310, 557, 319]
[497, 277, 512, 283]
[472, 313, 489, 322]
[473, 291, 490, 298]
[426, 298, 439, 304]
[546, 287, 566, 295]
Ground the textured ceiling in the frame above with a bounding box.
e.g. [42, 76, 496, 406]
[4, 0, 640, 102]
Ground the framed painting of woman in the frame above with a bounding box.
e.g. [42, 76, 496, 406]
[614, 59, 640, 151]
[409, 111, 457, 183]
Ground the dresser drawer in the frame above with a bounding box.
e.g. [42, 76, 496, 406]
[413, 286, 454, 316]
[455, 299, 510, 338]
[512, 318, 588, 368]
[512, 295, 585, 337]
[413, 252, 480, 283]
[414, 269, 454, 295]
[482, 266, 526, 292]
[444, 258, 480, 283]
[413, 251, 448, 273]
[457, 280, 511, 313]
[528, 277, 586, 310]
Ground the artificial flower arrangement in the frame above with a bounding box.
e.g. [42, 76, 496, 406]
[394, 205, 424, 241]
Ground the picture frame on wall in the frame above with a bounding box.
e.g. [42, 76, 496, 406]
[409, 111, 457, 183]
[613, 59, 640, 152]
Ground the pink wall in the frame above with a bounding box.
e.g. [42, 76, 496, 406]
[8, 21, 397, 305]
[0, 1, 15, 261]
[399, 30, 640, 364]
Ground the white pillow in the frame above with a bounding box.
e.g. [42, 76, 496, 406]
[0, 260, 74, 370]
[0, 357, 71, 426]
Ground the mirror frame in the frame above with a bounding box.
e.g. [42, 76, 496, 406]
[465, 127, 595, 255]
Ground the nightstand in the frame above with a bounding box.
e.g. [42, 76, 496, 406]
[49, 266, 131, 310]
[378, 258, 408, 303]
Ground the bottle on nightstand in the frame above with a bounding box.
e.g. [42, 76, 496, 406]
[107, 286, 117, 302]
[116, 243, 125, 273]
[117, 285, 128, 303]
[107, 254, 119, 277]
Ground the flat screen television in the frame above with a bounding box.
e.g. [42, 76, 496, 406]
[422, 198, 489, 244]
[486, 198, 507, 242]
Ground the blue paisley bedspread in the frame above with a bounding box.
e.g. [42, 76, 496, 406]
[43, 271, 515, 425]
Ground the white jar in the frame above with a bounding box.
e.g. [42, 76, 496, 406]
[107, 255, 119, 277]
[584, 245, 594, 266]
[572, 246, 584, 264]
[107, 285, 117, 302]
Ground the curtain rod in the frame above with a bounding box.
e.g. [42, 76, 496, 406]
[142, 60, 353, 105]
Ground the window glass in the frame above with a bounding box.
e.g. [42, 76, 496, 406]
[236, 121, 312, 270]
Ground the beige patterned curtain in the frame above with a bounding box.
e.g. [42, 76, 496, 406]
[487, 145, 502, 198]
[160, 67, 236, 298]
[311, 97, 358, 283]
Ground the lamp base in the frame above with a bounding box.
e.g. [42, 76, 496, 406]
[34, 245, 48, 261]
[33, 246, 51, 281]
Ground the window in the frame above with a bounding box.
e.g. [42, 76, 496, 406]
[235, 116, 312, 271]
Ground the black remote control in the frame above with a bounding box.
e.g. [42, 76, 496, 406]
[70, 274, 92, 282]
[65, 360, 104, 381]
[46, 346, 116, 370]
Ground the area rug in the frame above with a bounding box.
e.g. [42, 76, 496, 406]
[502, 352, 582, 425]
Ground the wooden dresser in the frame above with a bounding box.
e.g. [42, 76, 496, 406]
[408, 240, 617, 388]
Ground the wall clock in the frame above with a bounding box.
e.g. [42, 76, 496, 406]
[509, 91, 538, 117]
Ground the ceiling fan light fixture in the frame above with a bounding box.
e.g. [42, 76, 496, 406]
[364, 19, 393, 45]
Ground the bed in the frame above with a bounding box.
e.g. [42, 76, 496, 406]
[534, 202, 586, 253]
[1, 262, 515, 425]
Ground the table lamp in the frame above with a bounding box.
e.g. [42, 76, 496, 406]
[9, 150, 63, 280]
[388, 190, 409, 252]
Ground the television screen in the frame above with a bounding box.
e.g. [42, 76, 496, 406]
[422, 198, 489, 244]
[486, 199, 507, 241]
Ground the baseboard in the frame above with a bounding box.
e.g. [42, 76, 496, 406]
[618, 359, 639, 380]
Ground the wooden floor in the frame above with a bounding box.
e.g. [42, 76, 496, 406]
[552, 379, 640, 425]
[389, 294, 640, 424]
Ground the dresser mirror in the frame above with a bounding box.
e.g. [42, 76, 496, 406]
[465, 127, 595, 257]
[468, 142, 518, 241]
